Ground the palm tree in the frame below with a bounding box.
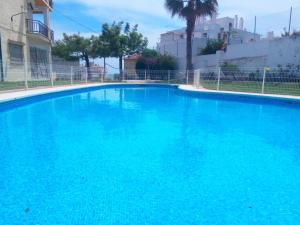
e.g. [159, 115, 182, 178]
[165, 0, 218, 70]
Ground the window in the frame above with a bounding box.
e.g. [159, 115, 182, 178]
[30, 47, 49, 78]
[8, 43, 23, 65]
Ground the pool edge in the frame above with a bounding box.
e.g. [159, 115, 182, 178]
[178, 85, 300, 103]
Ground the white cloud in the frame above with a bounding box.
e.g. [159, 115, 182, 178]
[54, 0, 300, 45]
[55, 0, 185, 47]
[220, 0, 299, 17]
[53, 0, 300, 74]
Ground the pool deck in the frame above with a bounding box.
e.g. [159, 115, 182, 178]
[0, 83, 300, 103]
[179, 85, 300, 101]
[0, 83, 108, 103]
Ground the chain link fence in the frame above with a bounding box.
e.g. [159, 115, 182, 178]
[0, 60, 193, 92]
[0, 60, 299, 97]
[194, 66, 300, 96]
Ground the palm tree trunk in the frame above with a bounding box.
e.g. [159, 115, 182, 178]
[186, 17, 196, 71]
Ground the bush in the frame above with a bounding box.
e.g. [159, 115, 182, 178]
[198, 39, 224, 55]
[136, 49, 177, 71]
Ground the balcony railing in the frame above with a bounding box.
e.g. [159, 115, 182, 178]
[26, 19, 54, 42]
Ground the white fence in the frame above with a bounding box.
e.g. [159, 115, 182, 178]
[0, 61, 193, 92]
[193, 67, 300, 96]
[0, 61, 299, 97]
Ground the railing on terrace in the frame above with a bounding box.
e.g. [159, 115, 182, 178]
[26, 19, 54, 42]
[0, 61, 299, 97]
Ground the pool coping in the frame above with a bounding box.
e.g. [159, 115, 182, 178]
[178, 85, 300, 102]
[0, 83, 300, 105]
[0, 83, 118, 104]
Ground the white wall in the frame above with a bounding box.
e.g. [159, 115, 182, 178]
[181, 37, 300, 70]
[267, 37, 300, 66]
[224, 40, 269, 59]
[158, 38, 207, 59]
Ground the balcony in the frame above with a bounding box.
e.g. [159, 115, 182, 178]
[26, 19, 54, 43]
[34, 0, 53, 11]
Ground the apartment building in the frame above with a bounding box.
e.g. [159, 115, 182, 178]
[0, 0, 53, 81]
[157, 15, 261, 70]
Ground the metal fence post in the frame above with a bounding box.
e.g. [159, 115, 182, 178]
[144, 70, 147, 80]
[194, 69, 200, 89]
[217, 67, 221, 91]
[168, 70, 170, 83]
[51, 70, 54, 87]
[199, 69, 201, 87]
[24, 61, 28, 90]
[262, 67, 266, 94]
[85, 67, 88, 84]
[186, 70, 189, 85]
[70, 66, 73, 85]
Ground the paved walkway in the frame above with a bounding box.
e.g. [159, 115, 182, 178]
[0, 83, 110, 103]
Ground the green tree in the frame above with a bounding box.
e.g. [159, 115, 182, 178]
[141, 48, 159, 58]
[156, 55, 177, 70]
[90, 35, 111, 76]
[52, 33, 93, 78]
[165, 0, 218, 70]
[101, 22, 122, 73]
[199, 39, 224, 55]
[101, 22, 147, 75]
[136, 49, 177, 71]
[126, 24, 148, 56]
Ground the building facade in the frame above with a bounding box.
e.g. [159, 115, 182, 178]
[0, 0, 53, 82]
[157, 15, 263, 70]
[124, 54, 140, 72]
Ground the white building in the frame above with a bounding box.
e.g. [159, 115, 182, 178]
[158, 14, 300, 71]
[157, 15, 260, 61]
[0, 0, 53, 82]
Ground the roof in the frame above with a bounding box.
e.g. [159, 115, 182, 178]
[125, 54, 141, 61]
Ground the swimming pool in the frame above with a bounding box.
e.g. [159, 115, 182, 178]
[0, 84, 300, 224]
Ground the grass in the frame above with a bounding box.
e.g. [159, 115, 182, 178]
[201, 80, 300, 96]
[0, 80, 89, 91]
[1, 80, 299, 96]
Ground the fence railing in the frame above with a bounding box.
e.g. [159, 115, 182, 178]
[26, 19, 54, 42]
[0, 61, 299, 97]
[193, 67, 300, 96]
[0, 61, 194, 92]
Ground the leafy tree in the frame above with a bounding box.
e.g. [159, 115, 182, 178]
[101, 22, 123, 75]
[165, 0, 218, 70]
[141, 48, 159, 58]
[101, 22, 148, 75]
[136, 49, 177, 70]
[126, 24, 148, 56]
[156, 55, 177, 70]
[198, 39, 224, 55]
[90, 35, 110, 75]
[52, 33, 93, 78]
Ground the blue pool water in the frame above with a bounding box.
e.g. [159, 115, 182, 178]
[1, 85, 300, 225]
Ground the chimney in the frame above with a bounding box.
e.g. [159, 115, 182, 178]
[239, 17, 244, 30]
[234, 15, 238, 29]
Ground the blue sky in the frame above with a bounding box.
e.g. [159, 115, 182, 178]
[50, 0, 300, 71]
